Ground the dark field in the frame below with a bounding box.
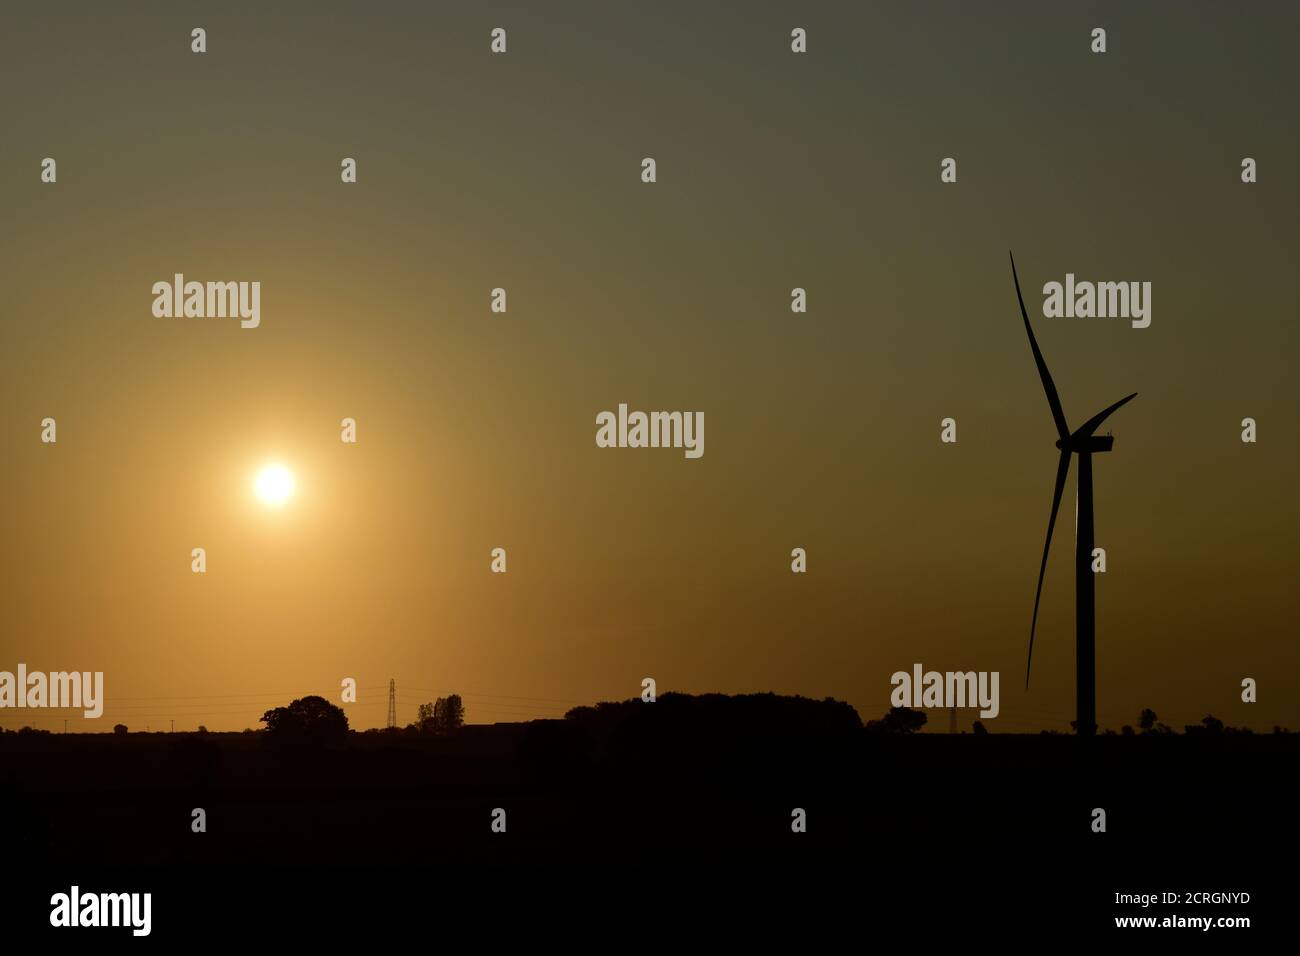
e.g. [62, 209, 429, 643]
[3, 697, 1288, 937]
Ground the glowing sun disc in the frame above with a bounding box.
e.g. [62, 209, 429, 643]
[254, 464, 295, 506]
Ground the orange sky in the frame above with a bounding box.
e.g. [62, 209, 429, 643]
[2, 2, 1297, 733]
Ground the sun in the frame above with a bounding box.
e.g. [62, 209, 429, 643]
[254, 464, 295, 507]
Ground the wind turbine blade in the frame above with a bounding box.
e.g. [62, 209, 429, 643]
[1071, 392, 1138, 440]
[1010, 252, 1070, 441]
[1027, 448, 1071, 689]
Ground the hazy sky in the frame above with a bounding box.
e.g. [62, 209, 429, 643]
[2, 1, 1297, 732]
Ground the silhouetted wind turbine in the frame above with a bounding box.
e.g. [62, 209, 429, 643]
[1011, 252, 1136, 736]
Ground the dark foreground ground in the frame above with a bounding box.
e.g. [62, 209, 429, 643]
[1, 702, 1291, 940]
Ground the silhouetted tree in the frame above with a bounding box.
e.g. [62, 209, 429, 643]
[1121, 725, 1135, 736]
[556, 692, 863, 769]
[260, 695, 349, 748]
[972, 720, 988, 735]
[434, 694, 465, 733]
[1139, 708, 1157, 733]
[412, 696, 465, 734]
[865, 706, 927, 734]
[1185, 714, 1225, 736]
[197, 725, 208, 734]
[412, 702, 435, 734]
[113, 723, 128, 735]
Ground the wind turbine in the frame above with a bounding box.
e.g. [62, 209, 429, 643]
[1011, 252, 1136, 736]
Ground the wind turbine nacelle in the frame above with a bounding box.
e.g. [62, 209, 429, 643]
[1057, 435, 1116, 453]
